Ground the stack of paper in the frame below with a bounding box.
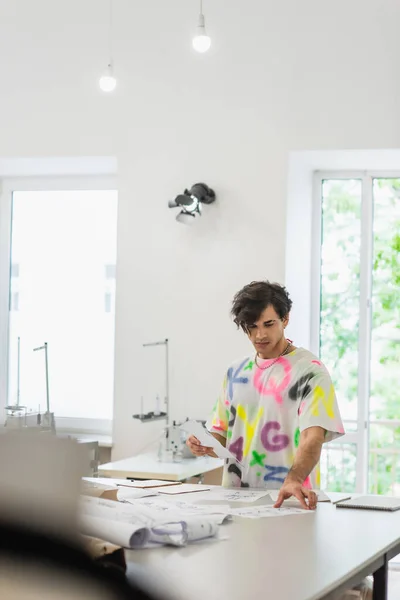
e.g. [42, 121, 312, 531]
[81, 478, 159, 502]
[80, 495, 229, 549]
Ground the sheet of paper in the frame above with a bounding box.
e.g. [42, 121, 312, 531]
[117, 480, 181, 489]
[146, 522, 187, 547]
[179, 500, 227, 511]
[164, 500, 232, 524]
[80, 495, 158, 526]
[81, 514, 150, 548]
[164, 500, 231, 516]
[83, 477, 118, 487]
[268, 489, 331, 503]
[116, 487, 158, 501]
[81, 479, 117, 497]
[83, 478, 179, 489]
[181, 420, 240, 463]
[82, 477, 175, 493]
[313, 490, 331, 502]
[123, 497, 232, 525]
[230, 505, 311, 518]
[148, 517, 219, 547]
[80, 496, 157, 547]
[173, 502, 232, 525]
[122, 497, 178, 513]
[155, 484, 211, 495]
[204, 489, 270, 503]
[183, 517, 219, 542]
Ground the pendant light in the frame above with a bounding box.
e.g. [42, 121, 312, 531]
[192, 0, 211, 53]
[99, 0, 116, 92]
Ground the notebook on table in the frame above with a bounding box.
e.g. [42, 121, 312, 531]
[336, 495, 400, 512]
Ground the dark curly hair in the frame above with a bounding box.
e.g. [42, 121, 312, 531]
[231, 281, 293, 332]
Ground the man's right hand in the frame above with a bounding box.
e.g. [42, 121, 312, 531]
[186, 435, 214, 457]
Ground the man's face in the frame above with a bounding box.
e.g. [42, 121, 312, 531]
[247, 305, 288, 359]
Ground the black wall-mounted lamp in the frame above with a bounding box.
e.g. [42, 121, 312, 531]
[168, 183, 216, 224]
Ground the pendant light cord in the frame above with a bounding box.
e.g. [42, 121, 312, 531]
[108, 0, 113, 66]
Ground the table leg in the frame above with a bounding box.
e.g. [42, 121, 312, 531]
[93, 442, 100, 477]
[373, 555, 388, 600]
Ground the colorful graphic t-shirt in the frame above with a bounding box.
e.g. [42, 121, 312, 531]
[206, 348, 344, 489]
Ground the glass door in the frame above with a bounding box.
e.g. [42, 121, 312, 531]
[368, 178, 400, 495]
[318, 178, 363, 492]
[316, 173, 400, 494]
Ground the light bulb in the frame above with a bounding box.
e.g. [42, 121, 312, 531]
[193, 33, 211, 53]
[99, 64, 116, 92]
[99, 75, 116, 92]
[193, 13, 211, 53]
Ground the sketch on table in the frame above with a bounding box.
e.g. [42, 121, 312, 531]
[204, 489, 270, 503]
[230, 505, 312, 518]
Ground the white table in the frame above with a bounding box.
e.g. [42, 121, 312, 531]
[98, 452, 224, 482]
[126, 490, 400, 600]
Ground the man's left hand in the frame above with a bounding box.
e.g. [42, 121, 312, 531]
[273, 481, 317, 510]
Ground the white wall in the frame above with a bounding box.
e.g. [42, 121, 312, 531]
[0, 0, 399, 458]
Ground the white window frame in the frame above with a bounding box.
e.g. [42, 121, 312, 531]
[312, 170, 400, 492]
[0, 175, 117, 435]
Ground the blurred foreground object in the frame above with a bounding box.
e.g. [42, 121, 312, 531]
[0, 432, 163, 600]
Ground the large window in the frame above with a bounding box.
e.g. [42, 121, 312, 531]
[0, 178, 118, 432]
[315, 173, 400, 494]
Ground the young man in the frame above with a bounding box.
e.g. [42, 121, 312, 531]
[186, 280, 345, 510]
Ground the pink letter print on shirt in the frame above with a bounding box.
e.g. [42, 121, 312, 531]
[229, 436, 244, 463]
[254, 357, 292, 405]
[261, 421, 290, 452]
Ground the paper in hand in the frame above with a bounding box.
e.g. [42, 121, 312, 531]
[181, 420, 242, 464]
